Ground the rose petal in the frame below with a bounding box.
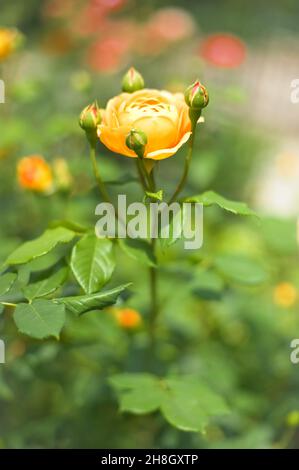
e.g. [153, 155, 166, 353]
[98, 125, 136, 157]
[146, 131, 191, 160]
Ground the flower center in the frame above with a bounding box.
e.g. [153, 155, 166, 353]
[119, 97, 177, 125]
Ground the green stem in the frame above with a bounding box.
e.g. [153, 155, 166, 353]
[168, 111, 200, 204]
[168, 134, 195, 204]
[89, 144, 132, 237]
[140, 158, 154, 192]
[89, 145, 112, 205]
[148, 166, 156, 192]
[1, 302, 16, 307]
[134, 156, 159, 346]
[149, 240, 158, 348]
[136, 159, 149, 191]
[147, 166, 159, 348]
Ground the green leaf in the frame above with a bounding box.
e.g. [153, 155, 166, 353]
[54, 283, 130, 316]
[49, 220, 88, 234]
[109, 373, 229, 433]
[17, 265, 31, 286]
[118, 238, 156, 267]
[184, 191, 256, 217]
[109, 373, 163, 414]
[145, 190, 163, 201]
[161, 378, 229, 433]
[13, 299, 66, 339]
[192, 269, 224, 300]
[214, 254, 268, 285]
[71, 234, 115, 294]
[23, 267, 68, 301]
[0, 273, 17, 296]
[6, 227, 76, 265]
[0, 271, 27, 304]
[25, 249, 65, 274]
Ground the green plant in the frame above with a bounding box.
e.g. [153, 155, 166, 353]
[0, 69, 267, 436]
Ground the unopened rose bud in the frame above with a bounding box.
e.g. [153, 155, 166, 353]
[184, 80, 209, 110]
[79, 101, 102, 146]
[126, 128, 147, 157]
[122, 67, 144, 93]
[79, 101, 101, 131]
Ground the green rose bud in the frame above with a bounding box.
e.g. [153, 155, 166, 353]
[126, 128, 147, 157]
[79, 101, 102, 147]
[122, 67, 144, 93]
[79, 101, 102, 131]
[184, 80, 209, 110]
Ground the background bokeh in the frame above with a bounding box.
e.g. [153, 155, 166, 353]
[1, 0, 299, 449]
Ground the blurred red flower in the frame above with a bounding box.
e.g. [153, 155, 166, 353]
[200, 33, 246, 68]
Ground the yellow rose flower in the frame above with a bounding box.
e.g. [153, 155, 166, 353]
[97, 89, 192, 160]
[17, 156, 53, 193]
[0, 28, 18, 61]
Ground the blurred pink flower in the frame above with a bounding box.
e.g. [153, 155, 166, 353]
[87, 38, 123, 72]
[91, 0, 127, 12]
[138, 8, 195, 56]
[44, 0, 126, 21]
[86, 19, 137, 72]
[200, 33, 246, 68]
[71, 3, 108, 37]
[68, 0, 129, 37]
[149, 8, 195, 42]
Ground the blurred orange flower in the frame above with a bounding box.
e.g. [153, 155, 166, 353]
[98, 89, 191, 160]
[41, 29, 73, 55]
[17, 156, 53, 193]
[200, 33, 246, 68]
[273, 282, 298, 308]
[0, 28, 19, 61]
[115, 308, 142, 329]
